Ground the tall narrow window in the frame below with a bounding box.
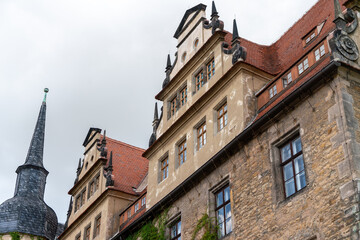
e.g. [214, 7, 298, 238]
[196, 70, 205, 91]
[280, 136, 306, 198]
[127, 209, 131, 218]
[207, 58, 215, 80]
[75, 195, 81, 212]
[283, 72, 292, 88]
[315, 44, 326, 61]
[85, 225, 91, 240]
[80, 189, 86, 207]
[170, 97, 177, 117]
[95, 175, 100, 191]
[89, 181, 95, 197]
[216, 186, 232, 238]
[141, 196, 146, 207]
[180, 87, 187, 106]
[161, 158, 169, 181]
[94, 215, 101, 238]
[178, 140, 187, 166]
[197, 122, 207, 150]
[170, 219, 181, 240]
[269, 85, 277, 98]
[217, 103, 228, 131]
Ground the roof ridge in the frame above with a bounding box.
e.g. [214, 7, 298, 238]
[104, 136, 146, 152]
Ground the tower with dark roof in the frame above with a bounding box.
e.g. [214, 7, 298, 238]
[0, 89, 58, 240]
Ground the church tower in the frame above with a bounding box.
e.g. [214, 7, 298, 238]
[0, 89, 58, 240]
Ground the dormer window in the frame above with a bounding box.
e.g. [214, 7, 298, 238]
[298, 58, 309, 75]
[269, 85, 277, 99]
[315, 44, 326, 61]
[303, 28, 317, 46]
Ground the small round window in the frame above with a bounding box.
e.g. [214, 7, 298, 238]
[194, 38, 199, 48]
[182, 52, 187, 62]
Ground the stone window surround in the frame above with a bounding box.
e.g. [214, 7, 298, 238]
[83, 223, 91, 240]
[213, 97, 228, 134]
[93, 213, 101, 238]
[270, 125, 308, 203]
[87, 172, 100, 199]
[208, 176, 232, 237]
[167, 81, 188, 120]
[158, 152, 169, 184]
[175, 135, 187, 169]
[166, 212, 181, 240]
[191, 53, 215, 95]
[75, 187, 86, 213]
[193, 116, 207, 152]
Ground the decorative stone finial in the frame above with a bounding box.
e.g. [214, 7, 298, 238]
[43, 88, 49, 103]
[211, 1, 219, 19]
[232, 19, 240, 43]
[166, 54, 172, 71]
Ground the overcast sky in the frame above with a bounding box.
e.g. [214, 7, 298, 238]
[0, 0, 319, 224]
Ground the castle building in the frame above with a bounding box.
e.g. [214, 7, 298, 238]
[58, 129, 148, 240]
[111, 0, 360, 239]
[0, 89, 59, 240]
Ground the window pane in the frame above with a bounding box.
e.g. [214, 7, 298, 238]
[224, 113, 228, 126]
[218, 223, 225, 238]
[292, 137, 302, 154]
[281, 144, 291, 162]
[225, 203, 231, 219]
[283, 162, 294, 181]
[225, 218, 232, 234]
[177, 221, 181, 234]
[171, 225, 177, 237]
[216, 191, 223, 207]
[204, 133, 206, 145]
[224, 186, 230, 202]
[285, 178, 296, 197]
[217, 208, 224, 224]
[294, 155, 304, 174]
[296, 171, 306, 190]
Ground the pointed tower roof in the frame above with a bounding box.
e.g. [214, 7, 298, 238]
[153, 102, 159, 121]
[0, 88, 58, 240]
[211, 1, 218, 19]
[232, 19, 240, 42]
[166, 54, 172, 71]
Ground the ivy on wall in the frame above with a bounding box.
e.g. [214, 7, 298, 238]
[191, 213, 218, 240]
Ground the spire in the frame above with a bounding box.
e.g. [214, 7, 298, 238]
[76, 158, 82, 175]
[166, 54, 172, 71]
[211, 1, 219, 19]
[232, 19, 240, 43]
[24, 88, 48, 168]
[105, 151, 114, 187]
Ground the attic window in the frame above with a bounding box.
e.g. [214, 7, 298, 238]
[303, 28, 317, 46]
[298, 58, 309, 75]
[269, 85, 277, 99]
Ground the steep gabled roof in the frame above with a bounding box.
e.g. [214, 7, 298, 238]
[174, 4, 207, 39]
[105, 137, 149, 195]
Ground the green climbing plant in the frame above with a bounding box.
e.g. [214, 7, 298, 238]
[191, 213, 218, 240]
[9, 232, 21, 240]
[125, 209, 168, 240]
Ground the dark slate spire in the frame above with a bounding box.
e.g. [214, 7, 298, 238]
[149, 102, 159, 147]
[0, 88, 58, 240]
[153, 102, 159, 122]
[166, 54, 172, 71]
[232, 19, 240, 43]
[105, 151, 114, 187]
[211, 1, 219, 19]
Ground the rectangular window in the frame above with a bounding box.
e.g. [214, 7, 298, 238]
[304, 29, 317, 45]
[207, 58, 215, 80]
[217, 103, 228, 131]
[170, 219, 181, 240]
[178, 140, 187, 166]
[170, 97, 177, 117]
[195, 70, 205, 91]
[141, 196, 146, 207]
[134, 202, 139, 212]
[298, 58, 309, 75]
[197, 122, 207, 150]
[280, 136, 306, 198]
[85, 225, 91, 240]
[269, 85, 277, 98]
[127, 209, 131, 218]
[216, 186, 232, 238]
[75, 195, 81, 212]
[89, 181, 95, 197]
[315, 44, 326, 61]
[94, 215, 101, 237]
[180, 87, 187, 106]
[95, 175, 100, 191]
[161, 158, 169, 181]
[80, 189, 86, 207]
[283, 72, 292, 88]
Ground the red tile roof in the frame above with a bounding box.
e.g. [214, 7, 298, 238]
[105, 137, 149, 195]
[223, 0, 345, 77]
